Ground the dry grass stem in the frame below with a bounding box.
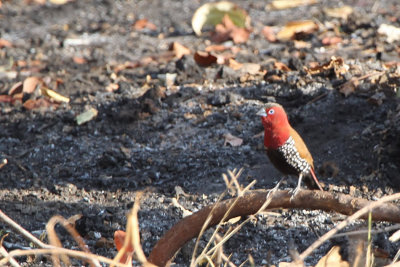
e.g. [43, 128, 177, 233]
[196, 170, 254, 264]
[0, 210, 50, 249]
[0, 247, 128, 267]
[46, 214, 95, 266]
[0, 246, 21, 267]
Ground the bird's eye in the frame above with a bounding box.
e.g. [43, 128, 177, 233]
[268, 109, 275, 115]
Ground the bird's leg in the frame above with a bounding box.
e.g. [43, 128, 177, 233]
[290, 173, 303, 199]
[275, 176, 285, 190]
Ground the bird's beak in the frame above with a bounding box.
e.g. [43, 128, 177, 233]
[256, 108, 267, 117]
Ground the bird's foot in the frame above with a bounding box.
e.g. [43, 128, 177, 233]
[289, 185, 301, 200]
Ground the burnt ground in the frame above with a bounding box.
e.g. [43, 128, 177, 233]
[1, 0, 400, 266]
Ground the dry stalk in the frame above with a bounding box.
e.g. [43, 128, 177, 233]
[192, 169, 280, 266]
[190, 169, 242, 266]
[46, 214, 96, 266]
[0, 245, 21, 267]
[0, 210, 50, 249]
[111, 192, 156, 267]
[0, 247, 128, 267]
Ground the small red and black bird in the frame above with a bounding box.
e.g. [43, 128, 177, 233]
[257, 103, 323, 195]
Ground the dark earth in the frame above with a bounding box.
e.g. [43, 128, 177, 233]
[1, 0, 400, 266]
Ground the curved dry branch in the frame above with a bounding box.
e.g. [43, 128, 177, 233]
[148, 189, 400, 266]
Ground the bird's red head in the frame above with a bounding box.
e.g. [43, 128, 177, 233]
[257, 103, 291, 149]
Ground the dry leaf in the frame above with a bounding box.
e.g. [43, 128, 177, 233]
[205, 44, 229, 52]
[194, 51, 218, 67]
[340, 77, 358, 97]
[305, 56, 349, 77]
[133, 18, 157, 31]
[114, 230, 134, 264]
[368, 92, 386, 106]
[170, 42, 191, 59]
[324, 6, 353, 19]
[8, 81, 23, 96]
[23, 76, 41, 94]
[274, 61, 291, 71]
[262, 26, 277, 42]
[0, 39, 12, 48]
[73, 56, 87, 64]
[267, 0, 317, 10]
[76, 108, 98, 125]
[23, 98, 55, 110]
[277, 20, 318, 41]
[227, 58, 243, 70]
[240, 63, 261, 75]
[322, 36, 342, 46]
[211, 15, 250, 43]
[191, 1, 250, 36]
[315, 246, 349, 267]
[41, 87, 70, 103]
[0, 95, 14, 103]
[223, 133, 243, 147]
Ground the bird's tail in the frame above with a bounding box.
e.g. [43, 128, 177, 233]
[305, 168, 323, 191]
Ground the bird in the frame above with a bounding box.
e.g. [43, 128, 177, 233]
[257, 103, 323, 196]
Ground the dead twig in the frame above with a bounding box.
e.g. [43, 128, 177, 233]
[0, 209, 50, 249]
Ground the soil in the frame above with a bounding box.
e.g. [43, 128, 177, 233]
[1, 0, 400, 266]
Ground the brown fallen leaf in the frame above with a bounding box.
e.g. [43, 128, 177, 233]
[211, 15, 250, 44]
[194, 51, 218, 67]
[205, 44, 229, 52]
[339, 77, 358, 97]
[274, 61, 291, 71]
[240, 63, 261, 75]
[114, 230, 134, 265]
[322, 36, 342, 46]
[223, 133, 243, 147]
[23, 76, 41, 94]
[262, 26, 277, 42]
[0, 95, 14, 103]
[73, 56, 87, 64]
[133, 18, 157, 31]
[277, 20, 318, 41]
[315, 246, 349, 267]
[0, 39, 12, 48]
[227, 58, 243, 70]
[267, 0, 317, 10]
[368, 92, 386, 106]
[305, 56, 349, 78]
[8, 81, 23, 96]
[324, 6, 353, 19]
[23, 98, 56, 110]
[191, 1, 250, 36]
[170, 42, 191, 59]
